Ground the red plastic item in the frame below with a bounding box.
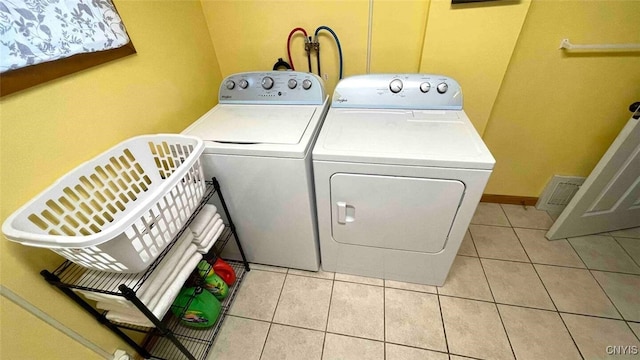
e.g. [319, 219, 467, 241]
[213, 258, 236, 285]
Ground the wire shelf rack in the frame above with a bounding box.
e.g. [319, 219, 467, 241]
[41, 179, 250, 360]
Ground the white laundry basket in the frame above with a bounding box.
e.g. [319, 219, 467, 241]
[2, 134, 206, 273]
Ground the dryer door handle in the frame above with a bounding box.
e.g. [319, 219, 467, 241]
[337, 202, 355, 224]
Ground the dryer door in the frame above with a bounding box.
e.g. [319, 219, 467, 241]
[330, 173, 465, 253]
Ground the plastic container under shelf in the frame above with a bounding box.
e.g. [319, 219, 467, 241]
[2, 134, 206, 273]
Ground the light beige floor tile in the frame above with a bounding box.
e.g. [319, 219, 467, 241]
[501, 204, 554, 230]
[327, 281, 384, 340]
[535, 265, 620, 319]
[385, 288, 446, 351]
[437, 256, 493, 301]
[615, 237, 640, 266]
[385, 279, 437, 294]
[449, 356, 476, 360]
[610, 227, 640, 239]
[547, 210, 562, 221]
[457, 230, 477, 257]
[515, 228, 585, 268]
[207, 316, 269, 360]
[562, 313, 640, 359]
[249, 263, 288, 273]
[628, 322, 640, 339]
[498, 305, 580, 360]
[228, 270, 286, 321]
[260, 324, 324, 360]
[322, 333, 384, 360]
[440, 296, 514, 360]
[482, 259, 555, 310]
[385, 343, 449, 360]
[592, 271, 640, 321]
[469, 225, 529, 262]
[334, 272, 384, 286]
[273, 275, 333, 330]
[568, 235, 640, 274]
[471, 202, 511, 226]
[287, 267, 335, 280]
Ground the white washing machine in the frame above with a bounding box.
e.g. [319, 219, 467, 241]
[313, 74, 495, 285]
[183, 71, 328, 271]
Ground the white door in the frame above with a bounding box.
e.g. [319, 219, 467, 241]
[330, 173, 465, 252]
[547, 107, 640, 240]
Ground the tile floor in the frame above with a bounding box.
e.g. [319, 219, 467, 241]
[209, 203, 640, 360]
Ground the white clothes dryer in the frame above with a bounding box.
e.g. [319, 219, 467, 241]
[313, 74, 495, 285]
[183, 71, 328, 271]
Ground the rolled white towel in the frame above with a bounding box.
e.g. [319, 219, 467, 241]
[96, 243, 196, 312]
[146, 244, 198, 310]
[97, 301, 139, 314]
[147, 252, 203, 324]
[105, 311, 154, 328]
[137, 230, 194, 302]
[190, 204, 218, 238]
[196, 218, 223, 246]
[105, 252, 203, 327]
[197, 223, 225, 254]
[75, 229, 194, 307]
[192, 214, 220, 244]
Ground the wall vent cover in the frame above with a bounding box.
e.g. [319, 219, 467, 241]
[536, 175, 586, 213]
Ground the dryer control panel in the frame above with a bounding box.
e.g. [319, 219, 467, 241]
[219, 71, 326, 105]
[332, 74, 462, 110]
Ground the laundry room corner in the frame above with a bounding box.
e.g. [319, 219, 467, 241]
[1, 0, 223, 358]
[199, 0, 369, 95]
[481, 0, 640, 198]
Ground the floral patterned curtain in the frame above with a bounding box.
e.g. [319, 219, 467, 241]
[0, 0, 130, 73]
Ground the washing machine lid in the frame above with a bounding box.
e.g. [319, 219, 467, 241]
[187, 104, 317, 145]
[313, 108, 495, 169]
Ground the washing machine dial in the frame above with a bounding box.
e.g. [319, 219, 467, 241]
[437, 82, 448, 94]
[261, 76, 274, 90]
[420, 82, 431, 93]
[302, 79, 313, 90]
[389, 79, 403, 93]
[239, 79, 249, 89]
[288, 79, 298, 89]
[225, 80, 235, 90]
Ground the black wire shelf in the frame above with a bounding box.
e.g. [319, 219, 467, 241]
[41, 178, 250, 360]
[144, 261, 247, 360]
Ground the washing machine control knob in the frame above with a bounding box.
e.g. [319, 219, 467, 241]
[239, 79, 249, 89]
[288, 79, 298, 89]
[225, 80, 235, 90]
[261, 76, 274, 90]
[302, 79, 313, 90]
[389, 79, 403, 93]
[420, 82, 431, 93]
[437, 82, 448, 94]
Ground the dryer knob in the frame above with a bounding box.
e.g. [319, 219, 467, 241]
[288, 79, 298, 89]
[437, 82, 448, 94]
[389, 79, 403, 93]
[302, 79, 313, 90]
[239, 79, 249, 89]
[225, 80, 235, 90]
[420, 82, 431, 93]
[262, 76, 274, 90]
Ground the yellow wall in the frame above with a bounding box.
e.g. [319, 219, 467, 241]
[370, 0, 430, 73]
[202, 0, 639, 198]
[1, 298, 103, 360]
[201, 0, 371, 96]
[0, 0, 222, 358]
[419, 0, 531, 134]
[482, 0, 640, 197]
[201, 0, 529, 133]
